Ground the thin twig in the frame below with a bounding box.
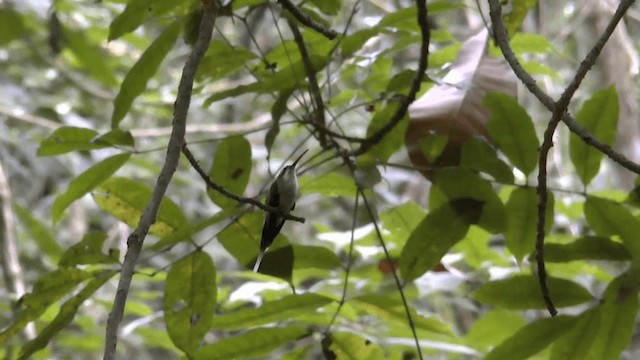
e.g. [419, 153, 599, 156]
[488, 0, 637, 317]
[351, 0, 430, 156]
[182, 144, 306, 223]
[488, 0, 640, 176]
[277, 0, 338, 39]
[102, 3, 218, 359]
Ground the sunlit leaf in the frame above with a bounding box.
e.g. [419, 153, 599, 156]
[194, 327, 310, 360]
[0, 9, 25, 45]
[92, 177, 188, 237]
[504, 1, 538, 37]
[111, 20, 181, 128]
[299, 172, 357, 197]
[570, 86, 619, 186]
[58, 232, 119, 267]
[365, 102, 408, 162]
[37, 127, 101, 156]
[197, 41, 258, 81]
[210, 293, 332, 330]
[64, 28, 118, 86]
[584, 196, 640, 258]
[52, 153, 131, 224]
[485, 93, 539, 176]
[485, 315, 578, 360]
[164, 251, 216, 356]
[472, 274, 593, 309]
[322, 332, 384, 360]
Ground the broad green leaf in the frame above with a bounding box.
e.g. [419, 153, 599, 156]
[293, 245, 341, 270]
[64, 28, 118, 86]
[365, 102, 408, 162]
[465, 310, 526, 351]
[164, 251, 217, 356]
[52, 153, 131, 224]
[505, 187, 554, 261]
[58, 232, 119, 267]
[0, 9, 25, 45]
[431, 169, 507, 233]
[108, 0, 151, 40]
[584, 196, 640, 258]
[510, 33, 553, 54]
[400, 202, 471, 281]
[92, 129, 135, 148]
[194, 327, 310, 360]
[380, 201, 427, 246]
[504, 1, 538, 36]
[299, 172, 357, 197]
[340, 28, 379, 58]
[14, 205, 63, 262]
[322, 332, 385, 360]
[207, 136, 252, 209]
[37, 127, 101, 156]
[551, 280, 638, 360]
[545, 236, 631, 262]
[210, 293, 332, 330]
[460, 138, 514, 183]
[197, 41, 258, 81]
[111, 20, 181, 128]
[570, 86, 619, 186]
[351, 295, 452, 335]
[308, 0, 341, 15]
[472, 274, 593, 309]
[18, 271, 116, 360]
[0, 269, 92, 344]
[92, 177, 189, 237]
[485, 315, 578, 360]
[150, 208, 240, 251]
[485, 93, 539, 176]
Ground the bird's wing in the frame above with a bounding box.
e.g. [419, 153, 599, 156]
[260, 181, 282, 250]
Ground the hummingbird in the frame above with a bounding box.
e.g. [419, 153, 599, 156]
[253, 149, 308, 272]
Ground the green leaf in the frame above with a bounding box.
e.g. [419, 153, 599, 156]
[37, 127, 101, 156]
[510, 32, 553, 54]
[504, 1, 538, 36]
[505, 188, 554, 261]
[299, 172, 357, 198]
[92, 129, 135, 148]
[460, 138, 514, 183]
[485, 93, 539, 176]
[551, 282, 638, 360]
[210, 293, 332, 330]
[293, 245, 342, 270]
[400, 202, 471, 281]
[0, 9, 25, 45]
[58, 232, 119, 267]
[111, 20, 181, 128]
[92, 177, 189, 237]
[0, 269, 92, 344]
[465, 310, 526, 351]
[18, 271, 116, 360]
[322, 332, 385, 360]
[52, 153, 131, 224]
[64, 28, 118, 87]
[14, 205, 63, 262]
[485, 315, 578, 360]
[194, 327, 310, 360]
[308, 0, 341, 15]
[570, 86, 619, 186]
[197, 41, 258, 81]
[472, 274, 593, 309]
[545, 236, 631, 262]
[108, 0, 150, 40]
[164, 251, 217, 356]
[584, 196, 640, 258]
[351, 295, 452, 335]
[207, 136, 252, 209]
[431, 169, 507, 234]
[380, 201, 427, 246]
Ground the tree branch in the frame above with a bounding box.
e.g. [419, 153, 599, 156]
[277, 0, 338, 40]
[488, 0, 636, 317]
[181, 144, 306, 223]
[102, 3, 217, 359]
[351, 0, 430, 157]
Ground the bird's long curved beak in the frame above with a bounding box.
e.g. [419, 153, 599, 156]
[291, 149, 309, 168]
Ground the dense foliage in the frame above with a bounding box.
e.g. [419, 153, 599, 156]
[1, 0, 640, 359]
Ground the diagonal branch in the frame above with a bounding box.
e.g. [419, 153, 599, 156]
[277, 0, 338, 39]
[488, 0, 637, 317]
[102, 2, 218, 359]
[181, 144, 305, 223]
[351, 0, 430, 157]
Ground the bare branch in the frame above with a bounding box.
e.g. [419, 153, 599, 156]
[102, 3, 218, 359]
[181, 145, 306, 223]
[277, 0, 338, 40]
[351, 0, 430, 157]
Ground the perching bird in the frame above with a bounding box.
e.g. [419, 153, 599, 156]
[253, 150, 308, 272]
